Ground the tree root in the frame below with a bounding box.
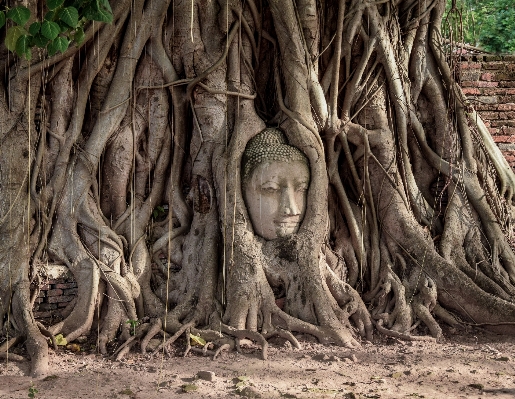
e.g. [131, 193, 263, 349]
[0, 352, 26, 362]
[36, 322, 58, 351]
[373, 319, 437, 342]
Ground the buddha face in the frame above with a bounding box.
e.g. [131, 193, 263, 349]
[244, 160, 310, 240]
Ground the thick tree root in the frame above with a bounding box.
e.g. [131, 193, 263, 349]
[374, 320, 437, 342]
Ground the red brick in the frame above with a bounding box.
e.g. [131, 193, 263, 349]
[493, 135, 510, 142]
[499, 81, 515, 88]
[476, 81, 499, 88]
[33, 311, 55, 319]
[53, 282, 77, 289]
[63, 288, 78, 296]
[498, 103, 515, 111]
[46, 288, 63, 297]
[38, 303, 58, 311]
[501, 127, 515, 135]
[488, 128, 500, 134]
[482, 61, 504, 70]
[461, 81, 478, 88]
[463, 88, 480, 95]
[461, 62, 481, 69]
[500, 112, 515, 119]
[479, 111, 500, 120]
[47, 295, 75, 304]
[481, 72, 494, 81]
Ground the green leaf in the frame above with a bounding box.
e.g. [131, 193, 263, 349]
[44, 11, 55, 21]
[33, 34, 50, 48]
[15, 35, 31, 59]
[54, 36, 69, 53]
[47, 0, 65, 10]
[59, 7, 79, 28]
[41, 20, 60, 40]
[83, 1, 113, 24]
[7, 6, 31, 26]
[29, 22, 41, 36]
[73, 27, 85, 44]
[189, 333, 207, 347]
[55, 334, 67, 346]
[5, 26, 27, 52]
[0, 11, 5, 30]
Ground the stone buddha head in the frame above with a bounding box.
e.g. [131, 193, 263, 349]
[242, 128, 310, 240]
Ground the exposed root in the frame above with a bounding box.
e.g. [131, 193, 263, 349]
[220, 324, 269, 360]
[0, 352, 26, 362]
[36, 322, 58, 351]
[152, 321, 195, 355]
[374, 319, 437, 342]
[141, 318, 162, 354]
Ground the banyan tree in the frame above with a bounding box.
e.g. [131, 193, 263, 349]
[1, 0, 515, 377]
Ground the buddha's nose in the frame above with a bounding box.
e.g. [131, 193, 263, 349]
[281, 187, 301, 216]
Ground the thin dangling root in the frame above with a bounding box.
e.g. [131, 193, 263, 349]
[374, 319, 436, 342]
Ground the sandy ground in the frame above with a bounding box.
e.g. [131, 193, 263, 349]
[1, 326, 514, 399]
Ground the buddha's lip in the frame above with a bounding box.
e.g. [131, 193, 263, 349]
[274, 219, 300, 226]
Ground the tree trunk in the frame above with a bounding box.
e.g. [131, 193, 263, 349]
[1, 0, 515, 376]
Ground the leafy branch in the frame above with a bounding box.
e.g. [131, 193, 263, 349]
[0, 0, 113, 60]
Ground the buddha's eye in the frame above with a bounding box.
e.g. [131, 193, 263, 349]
[261, 185, 279, 193]
[296, 183, 308, 192]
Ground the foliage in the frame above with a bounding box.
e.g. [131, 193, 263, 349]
[444, 0, 515, 53]
[28, 383, 38, 399]
[0, 0, 112, 59]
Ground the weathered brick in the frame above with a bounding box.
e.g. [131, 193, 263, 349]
[461, 80, 478, 88]
[500, 111, 515, 119]
[476, 96, 498, 104]
[493, 135, 511, 142]
[481, 72, 494, 81]
[47, 295, 75, 304]
[482, 61, 504, 70]
[54, 282, 77, 289]
[479, 111, 500, 120]
[460, 71, 481, 80]
[58, 302, 70, 308]
[46, 288, 63, 297]
[38, 303, 58, 311]
[491, 121, 515, 128]
[501, 127, 515, 135]
[463, 88, 480, 95]
[63, 288, 78, 296]
[498, 103, 515, 111]
[461, 62, 481, 69]
[476, 81, 499, 88]
[33, 311, 55, 319]
[499, 81, 515, 88]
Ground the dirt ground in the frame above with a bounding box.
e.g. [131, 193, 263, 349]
[1, 325, 514, 399]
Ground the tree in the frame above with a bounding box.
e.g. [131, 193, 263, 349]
[2, 0, 515, 377]
[444, 0, 515, 53]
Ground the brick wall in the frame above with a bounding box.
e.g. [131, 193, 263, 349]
[33, 266, 77, 324]
[460, 55, 515, 166]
